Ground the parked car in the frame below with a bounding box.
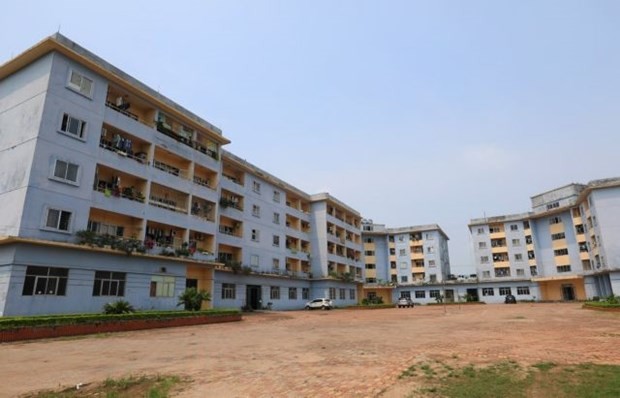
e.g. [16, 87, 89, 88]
[504, 294, 517, 304]
[397, 297, 414, 308]
[305, 298, 334, 310]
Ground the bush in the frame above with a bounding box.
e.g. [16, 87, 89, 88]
[178, 288, 211, 311]
[103, 300, 135, 314]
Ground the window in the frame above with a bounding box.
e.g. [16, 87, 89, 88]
[364, 250, 375, 256]
[489, 226, 501, 233]
[495, 268, 511, 277]
[499, 287, 512, 295]
[482, 288, 494, 296]
[289, 287, 297, 300]
[45, 208, 72, 231]
[22, 266, 68, 296]
[270, 286, 280, 300]
[92, 271, 125, 296]
[415, 291, 425, 298]
[554, 248, 569, 256]
[273, 212, 280, 224]
[222, 283, 236, 299]
[557, 265, 571, 273]
[530, 266, 538, 276]
[273, 190, 280, 202]
[52, 160, 79, 184]
[551, 232, 566, 240]
[480, 256, 489, 264]
[339, 288, 346, 300]
[272, 258, 280, 269]
[252, 205, 260, 217]
[149, 276, 175, 297]
[250, 254, 259, 267]
[349, 289, 356, 300]
[365, 263, 376, 269]
[273, 235, 280, 247]
[329, 287, 336, 299]
[401, 275, 408, 283]
[523, 221, 530, 229]
[482, 270, 491, 278]
[525, 235, 533, 244]
[517, 286, 530, 295]
[252, 181, 261, 193]
[389, 248, 396, 255]
[427, 246, 435, 254]
[429, 274, 437, 283]
[516, 269, 525, 276]
[251, 229, 259, 242]
[364, 237, 373, 243]
[514, 254, 523, 262]
[365, 277, 377, 284]
[60, 113, 87, 139]
[512, 239, 520, 246]
[400, 262, 408, 269]
[428, 260, 436, 267]
[528, 250, 536, 260]
[429, 290, 440, 298]
[547, 202, 560, 210]
[302, 287, 310, 300]
[510, 224, 519, 231]
[478, 242, 487, 249]
[425, 233, 434, 240]
[549, 216, 562, 225]
[390, 261, 396, 269]
[67, 69, 94, 97]
[477, 227, 484, 234]
[400, 291, 411, 299]
[399, 249, 406, 256]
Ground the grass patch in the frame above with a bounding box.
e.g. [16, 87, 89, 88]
[396, 361, 620, 398]
[25, 374, 183, 398]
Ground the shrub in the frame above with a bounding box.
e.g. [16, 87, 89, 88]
[178, 288, 211, 311]
[103, 300, 135, 314]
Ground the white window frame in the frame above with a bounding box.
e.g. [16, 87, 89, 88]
[252, 204, 260, 218]
[222, 283, 236, 299]
[272, 235, 280, 247]
[150, 276, 175, 297]
[250, 254, 259, 267]
[251, 229, 260, 242]
[59, 112, 87, 140]
[273, 212, 280, 224]
[517, 286, 530, 295]
[252, 181, 261, 193]
[273, 190, 280, 202]
[43, 207, 72, 233]
[66, 68, 94, 98]
[270, 286, 280, 300]
[50, 158, 80, 185]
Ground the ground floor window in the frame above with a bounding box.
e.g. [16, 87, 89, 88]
[482, 288, 494, 296]
[22, 266, 68, 296]
[499, 287, 512, 296]
[429, 290, 440, 299]
[92, 271, 126, 297]
[400, 291, 411, 299]
[329, 287, 336, 299]
[222, 283, 236, 299]
[302, 287, 310, 300]
[339, 288, 346, 300]
[186, 278, 198, 289]
[150, 276, 175, 297]
[349, 289, 356, 300]
[517, 286, 530, 295]
[270, 286, 280, 300]
[289, 287, 297, 300]
[367, 292, 377, 300]
[415, 291, 425, 298]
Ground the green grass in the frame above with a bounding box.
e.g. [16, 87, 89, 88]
[25, 375, 183, 398]
[398, 361, 620, 398]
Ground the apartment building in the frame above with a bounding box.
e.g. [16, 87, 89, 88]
[469, 178, 620, 301]
[361, 221, 452, 304]
[0, 34, 362, 316]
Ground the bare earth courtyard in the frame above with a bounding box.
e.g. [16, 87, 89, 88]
[1, 303, 619, 397]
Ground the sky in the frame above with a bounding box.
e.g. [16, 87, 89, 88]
[2, 1, 619, 274]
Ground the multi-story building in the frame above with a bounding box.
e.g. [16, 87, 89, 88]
[469, 178, 620, 301]
[0, 34, 362, 316]
[361, 221, 452, 304]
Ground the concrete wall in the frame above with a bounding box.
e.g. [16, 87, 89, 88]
[0, 54, 54, 236]
[394, 281, 539, 305]
[2, 243, 186, 316]
[590, 187, 620, 271]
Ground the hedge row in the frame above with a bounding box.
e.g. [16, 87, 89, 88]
[583, 302, 620, 308]
[0, 309, 240, 330]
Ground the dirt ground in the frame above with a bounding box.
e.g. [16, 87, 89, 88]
[1, 303, 619, 398]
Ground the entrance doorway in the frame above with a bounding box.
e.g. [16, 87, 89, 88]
[246, 285, 262, 310]
[466, 288, 479, 302]
[444, 289, 454, 303]
[562, 284, 575, 301]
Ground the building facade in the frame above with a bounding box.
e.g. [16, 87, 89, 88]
[0, 34, 362, 316]
[469, 179, 620, 301]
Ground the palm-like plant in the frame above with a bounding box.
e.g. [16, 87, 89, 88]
[178, 288, 211, 311]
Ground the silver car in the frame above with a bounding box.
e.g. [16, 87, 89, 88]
[305, 298, 334, 310]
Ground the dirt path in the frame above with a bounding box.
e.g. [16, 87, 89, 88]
[1, 303, 619, 397]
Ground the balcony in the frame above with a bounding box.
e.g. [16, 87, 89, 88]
[190, 197, 216, 222]
[152, 147, 190, 180]
[156, 113, 219, 161]
[94, 164, 147, 204]
[99, 124, 150, 166]
[219, 189, 244, 212]
[105, 86, 157, 129]
[149, 183, 188, 214]
[219, 216, 242, 238]
[145, 220, 186, 248]
[87, 208, 143, 240]
[189, 230, 215, 257]
[193, 164, 218, 190]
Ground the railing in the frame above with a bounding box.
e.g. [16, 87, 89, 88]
[95, 185, 145, 203]
[152, 160, 189, 179]
[219, 226, 240, 237]
[149, 195, 187, 213]
[99, 139, 148, 165]
[193, 176, 212, 189]
[105, 101, 139, 121]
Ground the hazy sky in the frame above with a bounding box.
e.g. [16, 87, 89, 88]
[2, 1, 619, 273]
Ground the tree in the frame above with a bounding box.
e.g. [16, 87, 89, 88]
[178, 288, 211, 311]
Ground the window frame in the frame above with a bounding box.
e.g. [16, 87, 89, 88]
[58, 112, 87, 141]
[50, 158, 80, 185]
[66, 68, 94, 98]
[270, 286, 280, 300]
[222, 283, 236, 299]
[92, 271, 126, 297]
[22, 266, 69, 296]
[149, 275, 175, 297]
[43, 207, 72, 233]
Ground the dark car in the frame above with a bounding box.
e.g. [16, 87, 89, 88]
[504, 294, 517, 304]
